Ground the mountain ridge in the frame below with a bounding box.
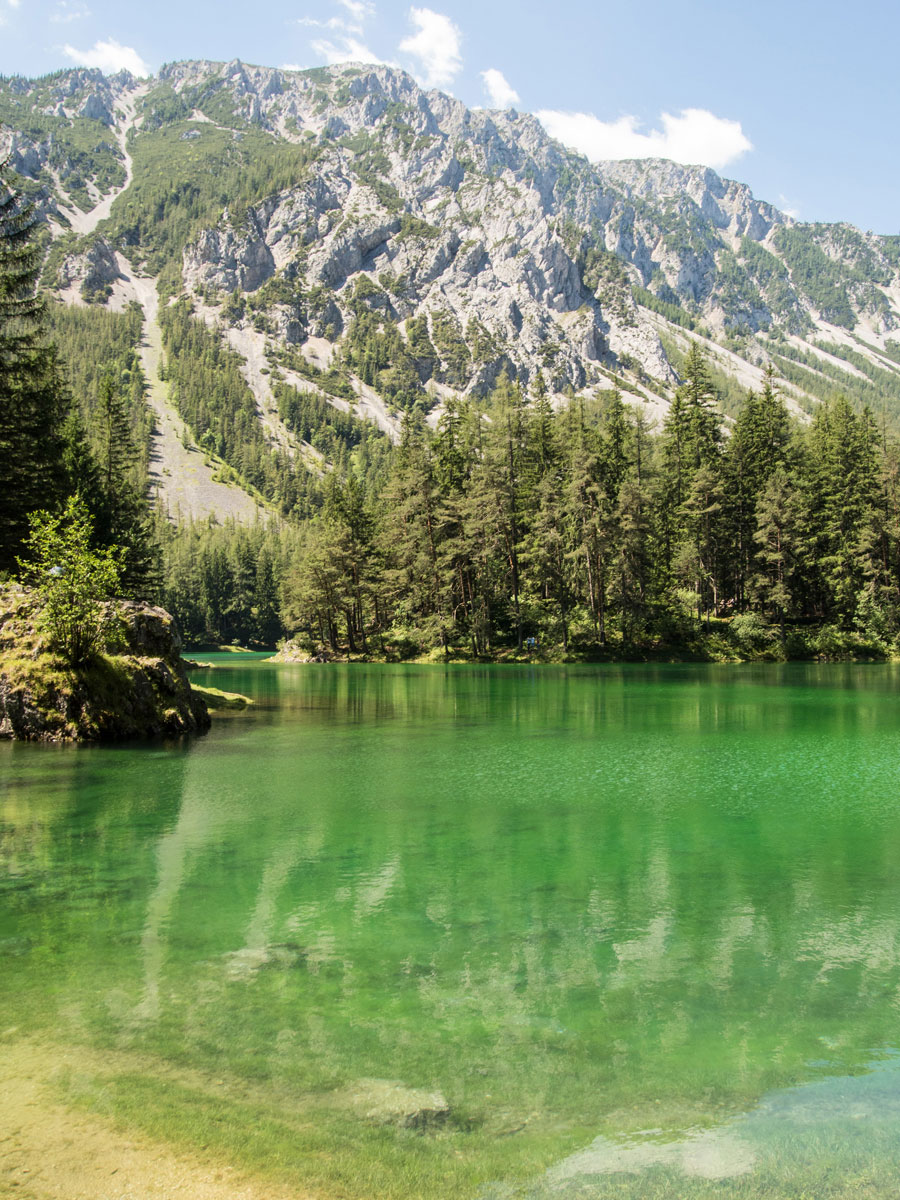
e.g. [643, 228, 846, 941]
[3, 58, 900, 443]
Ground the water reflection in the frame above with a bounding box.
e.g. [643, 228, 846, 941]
[4, 662, 900, 1190]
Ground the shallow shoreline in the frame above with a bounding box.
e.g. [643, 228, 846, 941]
[0, 1037, 305, 1200]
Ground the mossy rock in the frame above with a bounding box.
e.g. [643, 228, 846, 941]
[190, 684, 253, 710]
[0, 585, 210, 741]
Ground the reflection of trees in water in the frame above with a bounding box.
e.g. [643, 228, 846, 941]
[120, 706, 900, 1130]
[0, 738, 193, 1037]
[6, 663, 900, 1138]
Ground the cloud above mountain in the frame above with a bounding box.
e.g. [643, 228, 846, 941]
[536, 107, 752, 171]
[62, 38, 151, 76]
[297, 0, 382, 67]
[481, 68, 519, 110]
[289, 5, 749, 174]
[308, 34, 382, 64]
[399, 7, 462, 89]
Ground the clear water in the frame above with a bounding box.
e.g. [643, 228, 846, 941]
[3, 660, 900, 1197]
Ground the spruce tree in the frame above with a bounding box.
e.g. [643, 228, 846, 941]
[379, 412, 451, 654]
[610, 476, 652, 643]
[724, 367, 792, 609]
[0, 166, 69, 570]
[803, 395, 879, 624]
[91, 372, 158, 598]
[253, 548, 282, 646]
[753, 466, 803, 641]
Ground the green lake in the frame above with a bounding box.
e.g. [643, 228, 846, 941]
[3, 660, 900, 1197]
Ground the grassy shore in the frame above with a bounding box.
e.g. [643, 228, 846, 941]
[271, 619, 897, 667]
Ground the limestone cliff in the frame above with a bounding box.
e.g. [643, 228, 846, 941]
[3, 59, 900, 432]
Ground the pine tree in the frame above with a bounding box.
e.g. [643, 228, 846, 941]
[802, 395, 879, 624]
[253, 547, 282, 646]
[379, 412, 452, 654]
[462, 375, 529, 651]
[676, 464, 726, 624]
[657, 344, 723, 582]
[562, 420, 613, 645]
[610, 476, 652, 643]
[432, 398, 477, 650]
[599, 386, 629, 502]
[282, 520, 349, 653]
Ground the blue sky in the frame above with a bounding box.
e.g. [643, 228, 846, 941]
[2, 0, 897, 234]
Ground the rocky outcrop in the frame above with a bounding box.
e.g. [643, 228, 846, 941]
[183, 216, 276, 293]
[271, 638, 332, 663]
[1, 68, 131, 224]
[77, 90, 115, 126]
[0, 587, 210, 742]
[57, 237, 122, 297]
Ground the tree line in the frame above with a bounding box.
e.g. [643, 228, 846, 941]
[276, 350, 900, 659]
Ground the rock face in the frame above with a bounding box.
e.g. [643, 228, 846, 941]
[4, 59, 900, 418]
[1, 68, 132, 226]
[0, 587, 210, 742]
[57, 236, 121, 296]
[154, 60, 900, 370]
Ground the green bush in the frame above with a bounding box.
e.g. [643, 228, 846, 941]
[17, 497, 121, 666]
[729, 611, 773, 650]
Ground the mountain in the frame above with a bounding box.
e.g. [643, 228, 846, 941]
[4, 58, 900, 463]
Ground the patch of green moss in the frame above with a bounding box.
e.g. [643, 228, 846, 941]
[190, 684, 253, 710]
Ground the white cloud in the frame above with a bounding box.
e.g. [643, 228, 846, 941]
[778, 194, 800, 220]
[536, 107, 752, 171]
[8, 0, 20, 8]
[310, 35, 382, 65]
[50, 2, 91, 23]
[298, 15, 342, 27]
[336, 0, 374, 19]
[302, 0, 381, 67]
[297, 14, 362, 33]
[62, 37, 151, 76]
[481, 68, 519, 110]
[399, 7, 462, 90]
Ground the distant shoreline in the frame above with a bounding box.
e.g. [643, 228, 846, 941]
[266, 632, 896, 667]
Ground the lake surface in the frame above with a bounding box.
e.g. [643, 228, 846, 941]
[3, 660, 900, 1197]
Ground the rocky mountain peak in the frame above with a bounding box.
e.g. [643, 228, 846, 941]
[3, 60, 900, 424]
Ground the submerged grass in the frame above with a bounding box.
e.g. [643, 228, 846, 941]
[60, 1067, 566, 1199]
[56, 1059, 900, 1200]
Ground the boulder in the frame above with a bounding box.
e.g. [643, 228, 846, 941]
[0, 586, 210, 742]
[342, 1078, 450, 1130]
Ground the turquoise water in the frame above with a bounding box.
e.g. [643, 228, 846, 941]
[3, 661, 900, 1196]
